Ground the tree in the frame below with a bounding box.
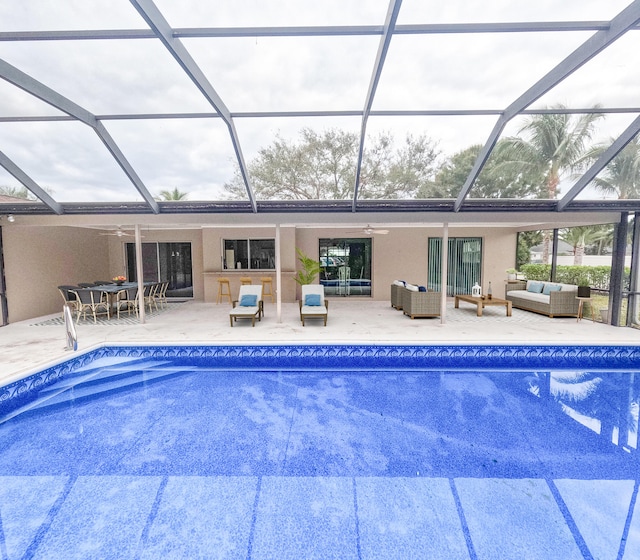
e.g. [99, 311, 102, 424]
[0, 185, 36, 199]
[560, 226, 608, 265]
[587, 136, 640, 200]
[432, 142, 543, 198]
[495, 105, 605, 262]
[222, 128, 440, 200]
[516, 230, 543, 270]
[157, 188, 189, 201]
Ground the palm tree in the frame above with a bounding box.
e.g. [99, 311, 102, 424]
[157, 188, 189, 201]
[496, 105, 605, 263]
[560, 226, 608, 265]
[587, 136, 640, 200]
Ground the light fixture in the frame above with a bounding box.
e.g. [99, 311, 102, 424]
[7, 215, 15, 223]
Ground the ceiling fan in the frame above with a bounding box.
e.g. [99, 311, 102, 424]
[99, 227, 140, 238]
[347, 224, 389, 235]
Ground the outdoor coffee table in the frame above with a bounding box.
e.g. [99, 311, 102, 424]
[454, 294, 512, 317]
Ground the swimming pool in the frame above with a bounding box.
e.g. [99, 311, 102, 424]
[1, 344, 639, 559]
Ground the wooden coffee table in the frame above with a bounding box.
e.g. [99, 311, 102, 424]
[455, 294, 512, 317]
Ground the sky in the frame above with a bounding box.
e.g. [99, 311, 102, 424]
[0, 0, 638, 204]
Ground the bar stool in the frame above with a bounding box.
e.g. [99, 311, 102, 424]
[240, 277, 252, 285]
[261, 277, 274, 303]
[217, 277, 232, 303]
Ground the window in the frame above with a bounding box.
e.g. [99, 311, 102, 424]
[223, 239, 275, 270]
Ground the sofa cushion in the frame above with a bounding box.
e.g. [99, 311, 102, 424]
[406, 284, 419, 292]
[527, 281, 544, 293]
[508, 290, 550, 304]
[542, 283, 562, 296]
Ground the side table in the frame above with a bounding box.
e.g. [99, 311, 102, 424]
[576, 296, 594, 322]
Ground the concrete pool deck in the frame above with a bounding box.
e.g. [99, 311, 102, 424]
[1, 298, 639, 385]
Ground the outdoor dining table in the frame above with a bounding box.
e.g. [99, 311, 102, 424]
[85, 282, 151, 317]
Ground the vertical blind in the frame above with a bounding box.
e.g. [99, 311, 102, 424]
[428, 237, 482, 296]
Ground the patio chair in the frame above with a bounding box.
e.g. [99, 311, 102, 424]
[115, 286, 139, 319]
[57, 285, 79, 313]
[401, 287, 441, 319]
[71, 288, 110, 323]
[299, 284, 329, 326]
[229, 284, 263, 327]
[155, 281, 169, 308]
[143, 283, 159, 312]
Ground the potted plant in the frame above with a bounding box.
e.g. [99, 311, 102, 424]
[505, 268, 518, 281]
[294, 248, 321, 286]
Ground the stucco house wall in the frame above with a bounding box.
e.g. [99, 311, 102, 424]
[1, 222, 519, 323]
[3, 225, 111, 323]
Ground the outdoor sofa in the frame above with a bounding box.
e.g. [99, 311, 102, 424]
[505, 280, 580, 318]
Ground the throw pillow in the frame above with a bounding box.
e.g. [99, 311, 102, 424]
[418, 286, 427, 292]
[527, 281, 544, 293]
[542, 283, 562, 296]
[304, 294, 322, 306]
[240, 294, 257, 307]
[406, 284, 419, 292]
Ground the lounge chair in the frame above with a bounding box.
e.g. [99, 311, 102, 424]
[299, 284, 328, 326]
[229, 284, 263, 326]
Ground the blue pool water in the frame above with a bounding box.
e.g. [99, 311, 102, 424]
[0, 345, 639, 559]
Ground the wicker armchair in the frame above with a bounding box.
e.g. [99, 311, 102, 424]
[402, 288, 441, 319]
[390, 283, 404, 310]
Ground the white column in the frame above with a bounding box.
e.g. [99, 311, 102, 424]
[135, 224, 145, 324]
[275, 224, 282, 323]
[440, 223, 448, 325]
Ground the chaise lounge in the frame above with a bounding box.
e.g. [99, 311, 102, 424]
[299, 284, 329, 326]
[229, 285, 263, 326]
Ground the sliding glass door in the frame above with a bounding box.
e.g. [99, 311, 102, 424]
[428, 237, 482, 296]
[319, 238, 372, 296]
[126, 242, 193, 298]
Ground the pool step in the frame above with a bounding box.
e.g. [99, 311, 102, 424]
[32, 366, 194, 410]
[20, 358, 193, 415]
[39, 358, 175, 393]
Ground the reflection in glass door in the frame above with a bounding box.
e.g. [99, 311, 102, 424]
[428, 237, 482, 296]
[319, 238, 372, 296]
[126, 242, 193, 298]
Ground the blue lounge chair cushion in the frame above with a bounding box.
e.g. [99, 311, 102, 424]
[304, 294, 322, 306]
[240, 294, 258, 307]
